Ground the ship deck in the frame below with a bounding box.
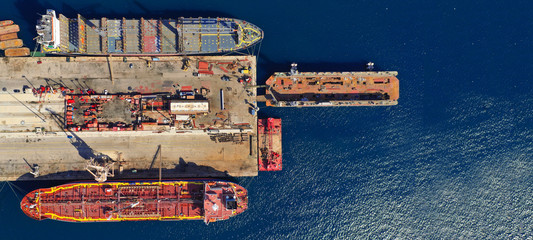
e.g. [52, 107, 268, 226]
[257, 118, 282, 171]
[264, 71, 400, 107]
[0, 56, 259, 180]
[49, 14, 262, 55]
[20, 180, 246, 222]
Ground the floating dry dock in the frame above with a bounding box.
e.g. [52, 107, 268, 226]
[0, 55, 262, 181]
[264, 63, 399, 107]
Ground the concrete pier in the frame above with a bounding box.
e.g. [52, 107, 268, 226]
[0, 55, 259, 180]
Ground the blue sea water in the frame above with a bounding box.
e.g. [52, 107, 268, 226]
[1, 0, 532, 239]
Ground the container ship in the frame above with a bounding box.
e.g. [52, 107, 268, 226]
[20, 180, 248, 224]
[36, 9, 263, 55]
[265, 63, 399, 107]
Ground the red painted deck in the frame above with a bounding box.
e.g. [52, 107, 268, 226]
[257, 118, 282, 171]
[20, 180, 247, 224]
[143, 36, 158, 52]
[142, 19, 159, 53]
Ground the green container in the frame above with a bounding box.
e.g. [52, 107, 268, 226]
[30, 51, 46, 57]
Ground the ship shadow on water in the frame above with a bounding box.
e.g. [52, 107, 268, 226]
[257, 54, 375, 83]
[15, 161, 235, 181]
[14, 0, 47, 49]
[16, 0, 241, 21]
[129, 1, 239, 19]
[14, 159, 237, 194]
[14, 0, 240, 23]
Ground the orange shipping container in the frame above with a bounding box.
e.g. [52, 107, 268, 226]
[0, 20, 13, 27]
[0, 24, 19, 35]
[4, 47, 30, 57]
[0, 32, 17, 41]
[0, 39, 23, 50]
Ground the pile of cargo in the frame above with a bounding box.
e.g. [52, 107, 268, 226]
[0, 20, 29, 57]
[208, 132, 250, 144]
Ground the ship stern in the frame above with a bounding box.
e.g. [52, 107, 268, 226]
[388, 74, 400, 102]
[232, 183, 248, 215]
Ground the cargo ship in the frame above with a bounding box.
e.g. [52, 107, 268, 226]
[36, 9, 263, 55]
[20, 180, 248, 224]
[265, 63, 400, 107]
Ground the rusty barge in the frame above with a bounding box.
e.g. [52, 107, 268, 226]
[265, 63, 400, 107]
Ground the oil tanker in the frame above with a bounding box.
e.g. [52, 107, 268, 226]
[265, 63, 400, 107]
[36, 9, 263, 55]
[20, 180, 248, 224]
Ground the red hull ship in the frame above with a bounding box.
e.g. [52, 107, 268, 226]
[21, 180, 247, 224]
[258, 118, 282, 171]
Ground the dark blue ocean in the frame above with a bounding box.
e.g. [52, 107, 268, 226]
[1, 0, 532, 239]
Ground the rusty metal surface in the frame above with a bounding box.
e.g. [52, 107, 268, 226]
[265, 71, 399, 107]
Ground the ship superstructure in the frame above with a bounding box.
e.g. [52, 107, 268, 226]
[21, 180, 248, 224]
[36, 10, 263, 55]
[265, 63, 400, 107]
